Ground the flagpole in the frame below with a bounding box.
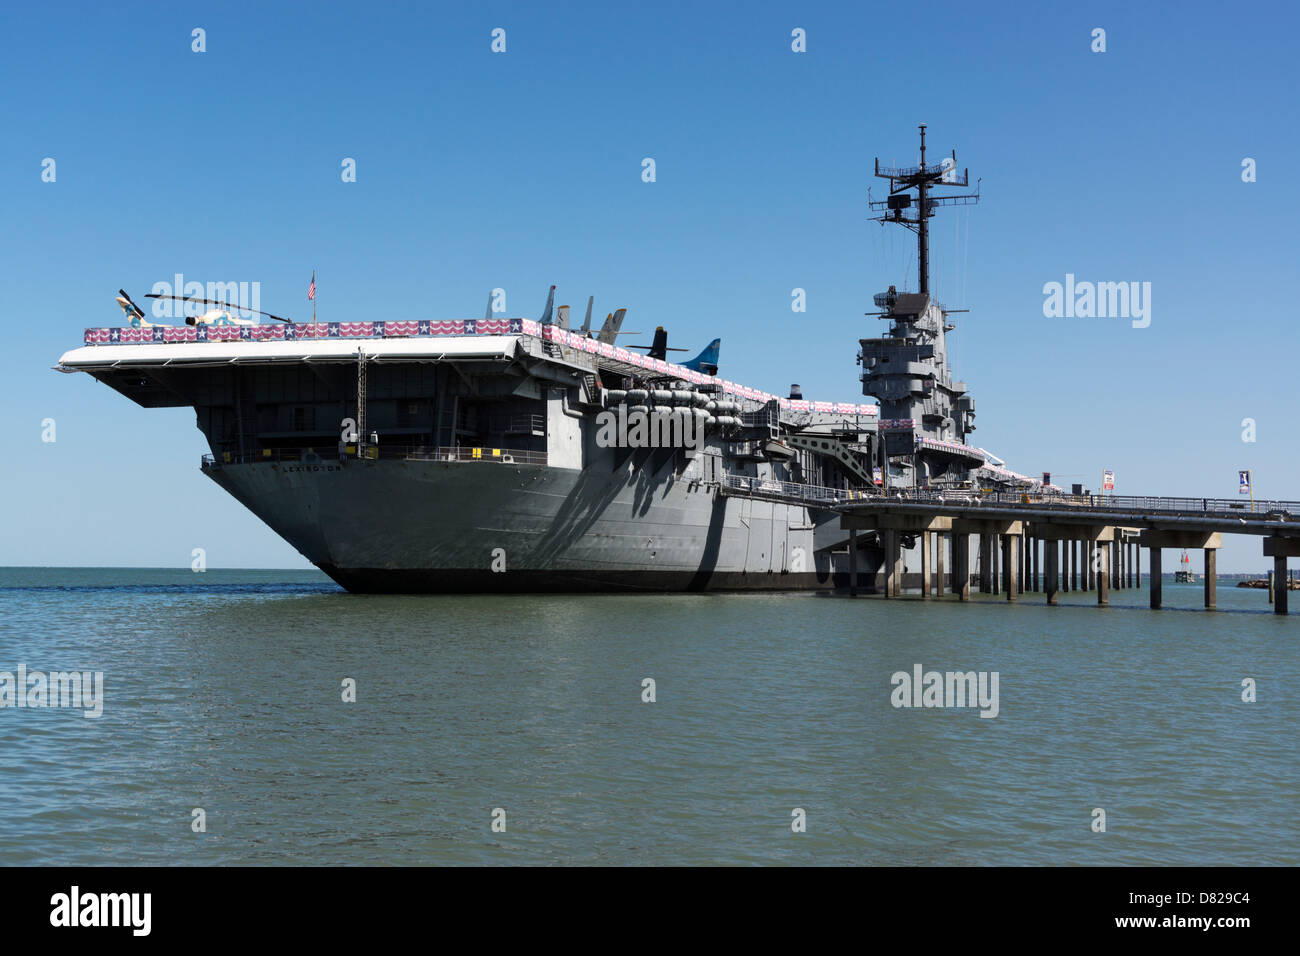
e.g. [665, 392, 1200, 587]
[312, 269, 317, 325]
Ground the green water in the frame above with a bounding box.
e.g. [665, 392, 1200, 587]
[0, 568, 1294, 865]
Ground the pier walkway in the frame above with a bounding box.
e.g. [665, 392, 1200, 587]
[718, 475, 1300, 614]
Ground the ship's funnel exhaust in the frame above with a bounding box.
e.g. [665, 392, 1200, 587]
[789, 384, 803, 400]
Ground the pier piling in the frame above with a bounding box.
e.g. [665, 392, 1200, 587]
[980, 535, 992, 594]
[993, 535, 1001, 595]
[921, 531, 931, 599]
[1097, 542, 1109, 606]
[1045, 537, 1059, 605]
[1204, 548, 1216, 609]
[884, 529, 900, 598]
[1262, 536, 1300, 615]
[828, 497, 1299, 618]
[935, 533, 946, 597]
[1021, 533, 1028, 593]
[1150, 548, 1163, 609]
[1006, 534, 1019, 601]
[1140, 531, 1222, 611]
[1276, 557, 1288, 615]
[956, 532, 971, 601]
[849, 527, 858, 597]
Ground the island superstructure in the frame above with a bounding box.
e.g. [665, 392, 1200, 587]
[863, 123, 985, 491]
[57, 128, 1040, 593]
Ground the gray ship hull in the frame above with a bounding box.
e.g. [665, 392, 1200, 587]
[205, 456, 885, 593]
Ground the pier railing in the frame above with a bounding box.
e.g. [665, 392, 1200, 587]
[865, 489, 1300, 519]
[719, 473, 871, 507]
[719, 474, 1300, 522]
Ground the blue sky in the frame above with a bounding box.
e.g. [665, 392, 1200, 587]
[2, 0, 1297, 571]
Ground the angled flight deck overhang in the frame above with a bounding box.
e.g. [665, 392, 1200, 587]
[57, 331, 530, 411]
[59, 317, 884, 422]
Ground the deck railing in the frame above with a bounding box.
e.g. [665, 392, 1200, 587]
[202, 445, 548, 468]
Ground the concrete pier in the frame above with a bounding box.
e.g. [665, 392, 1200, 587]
[824, 493, 1300, 618]
[1263, 536, 1300, 615]
[1031, 525, 1113, 606]
[956, 520, 1024, 601]
[840, 513, 954, 600]
[1140, 530, 1222, 611]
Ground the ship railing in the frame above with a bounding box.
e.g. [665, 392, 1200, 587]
[402, 446, 548, 465]
[201, 445, 548, 468]
[486, 413, 545, 435]
[204, 447, 357, 467]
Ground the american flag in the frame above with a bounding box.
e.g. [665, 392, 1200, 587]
[307, 273, 316, 301]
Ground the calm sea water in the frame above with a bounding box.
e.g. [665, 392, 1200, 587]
[0, 567, 1294, 866]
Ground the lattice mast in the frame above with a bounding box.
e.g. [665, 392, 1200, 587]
[869, 123, 979, 295]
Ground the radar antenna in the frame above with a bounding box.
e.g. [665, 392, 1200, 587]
[868, 124, 980, 296]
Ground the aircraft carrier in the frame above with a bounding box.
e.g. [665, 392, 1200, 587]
[57, 127, 1041, 593]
